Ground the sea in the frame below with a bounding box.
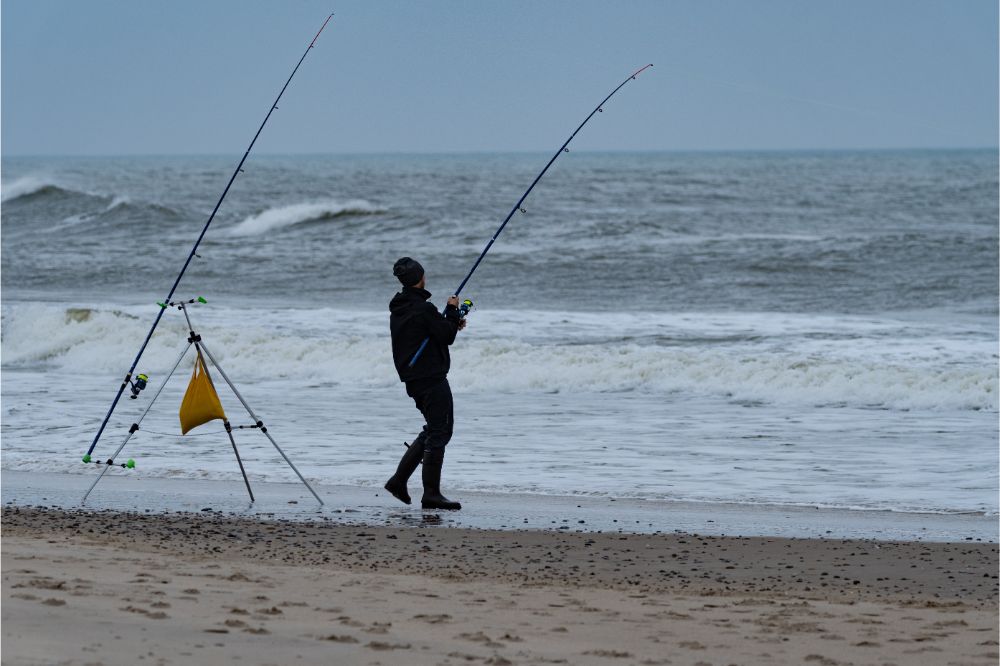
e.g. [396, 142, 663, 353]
[2, 150, 997, 515]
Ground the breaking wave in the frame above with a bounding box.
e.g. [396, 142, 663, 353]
[229, 200, 386, 236]
[2, 177, 181, 225]
[2, 303, 995, 412]
[1, 176, 79, 202]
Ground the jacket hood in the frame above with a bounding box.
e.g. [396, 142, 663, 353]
[389, 286, 431, 313]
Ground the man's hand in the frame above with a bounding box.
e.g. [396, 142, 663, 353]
[457, 318, 467, 331]
[447, 295, 459, 307]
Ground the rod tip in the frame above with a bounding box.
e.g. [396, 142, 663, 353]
[630, 63, 654, 78]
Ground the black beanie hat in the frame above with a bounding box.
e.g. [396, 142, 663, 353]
[393, 257, 424, 287]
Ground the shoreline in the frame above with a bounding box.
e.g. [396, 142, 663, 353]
[3, 470, 997, 543]
[3, 505, 997, 665]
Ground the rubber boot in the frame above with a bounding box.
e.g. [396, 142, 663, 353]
[384, 438, 425, 505]
[421, 448, 461, 510]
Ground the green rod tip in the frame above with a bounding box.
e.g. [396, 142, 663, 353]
[82, 454, 91, 463]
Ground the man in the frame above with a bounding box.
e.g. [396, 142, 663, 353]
[384, 257, 466, 510]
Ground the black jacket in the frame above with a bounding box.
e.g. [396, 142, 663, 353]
[389, 286, 460, 385]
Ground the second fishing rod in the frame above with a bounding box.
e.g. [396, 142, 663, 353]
[408, 63, 653, 367]
[82, 15, 333, 462]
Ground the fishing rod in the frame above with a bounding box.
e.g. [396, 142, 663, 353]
[408, 63, 653, 367]
[82, 14, 333, 462]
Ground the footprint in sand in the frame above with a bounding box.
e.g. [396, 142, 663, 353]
[225, 572, 255, 582]
[41, 598, 66, 606]
[365, 641, 411, 651]
[364, 622, 392, 635]
[255, 606, 283, 616]
[413, 613, 451, 624]
[804, 655, 840, 665]
[322, 634, 359, 644]
[120, 605, 168, 620]
[583, 649, 633, 658]
[16, 577, 66, 590]
[456, 632, 505, 648]
[663, 611, 692, 620]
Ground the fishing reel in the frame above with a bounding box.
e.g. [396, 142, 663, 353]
[458, 298, 474, 318]
[129, 373, 149, 399]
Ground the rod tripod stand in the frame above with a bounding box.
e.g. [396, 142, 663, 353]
[81, 300, 324, 507]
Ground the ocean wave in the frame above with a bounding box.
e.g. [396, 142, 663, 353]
[48, 195, 131, 229]
[1, 304, 995, 412]
[99, 196, 181, 220]
[229, 200, 386, 236]
[2, 177, 180, 223]
[44, 196, 182, 232]
[0, 176, 80, 202]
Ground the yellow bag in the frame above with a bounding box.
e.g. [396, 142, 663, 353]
[179, 353, 227, 434]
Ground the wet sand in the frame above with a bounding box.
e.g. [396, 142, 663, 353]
[4, 470, 997, 542]
[3, 506, 997, 665]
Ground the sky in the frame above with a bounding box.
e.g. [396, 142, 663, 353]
[2, 0, 997, 155]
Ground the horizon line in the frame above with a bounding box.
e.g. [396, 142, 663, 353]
[3, 145, 998, 159]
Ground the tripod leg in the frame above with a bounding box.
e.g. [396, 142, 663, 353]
[197, 340, 324, 507]
[225, 422, 255, 502]
[81, 342, 194, 505]
[81, 438, 128, 505]
[258, 428, 324, 506]
[191, 347, 255, 503]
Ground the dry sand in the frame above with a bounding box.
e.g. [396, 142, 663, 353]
[2, 506, 997, 665]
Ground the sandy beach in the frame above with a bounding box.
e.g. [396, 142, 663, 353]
[3, 2, 998, 665]
[3, 505, 997, 666]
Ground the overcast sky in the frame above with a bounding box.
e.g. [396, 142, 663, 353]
[2, 0, 997, 155]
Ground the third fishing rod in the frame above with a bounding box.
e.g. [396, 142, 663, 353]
[408, 63, 653, 367]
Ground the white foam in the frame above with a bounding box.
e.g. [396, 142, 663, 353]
[228, 200, 385, 236]
[1, 303, 995, 412]
[1, 175, 58, 202]
[105, 195, 131, 210]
